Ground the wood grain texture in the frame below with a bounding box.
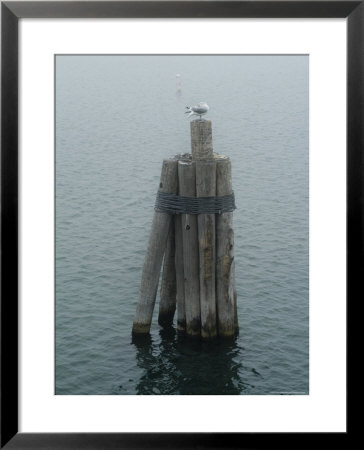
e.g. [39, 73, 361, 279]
[196, 160, 217, 339]
[132, 159, 178, 334]
[216, 158, 236, 337]
[174, 213, 186, 332]
[178, 160, 201, 336]
[190, 119, 213, 161]
[158, 219, 177, 326]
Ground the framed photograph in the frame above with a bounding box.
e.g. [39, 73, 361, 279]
[1, 1, 354, 448]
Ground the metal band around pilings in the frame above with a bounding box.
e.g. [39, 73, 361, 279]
[154, 191, 236, 215]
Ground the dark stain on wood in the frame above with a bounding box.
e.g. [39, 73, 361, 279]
[201, 312, 217, 339]
[187, 317, 201, 336]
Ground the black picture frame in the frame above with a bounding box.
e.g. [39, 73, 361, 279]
[1, 1, 355, 448]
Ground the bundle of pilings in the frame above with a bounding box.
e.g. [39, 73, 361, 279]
[132, 119, 238, 339]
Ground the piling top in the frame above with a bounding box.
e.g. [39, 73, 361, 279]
[190, 119, 213, 161]
[159, 159, 178, 194]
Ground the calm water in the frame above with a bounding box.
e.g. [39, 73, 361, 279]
[55, 55, 309, 395]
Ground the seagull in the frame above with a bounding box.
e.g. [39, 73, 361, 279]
[185, 102, 209, 120]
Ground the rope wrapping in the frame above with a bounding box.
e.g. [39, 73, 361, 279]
[155, 191, 236, 215]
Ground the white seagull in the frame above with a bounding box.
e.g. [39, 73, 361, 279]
[185, 102, 209, 120]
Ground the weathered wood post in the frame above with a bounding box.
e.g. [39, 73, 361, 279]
[174, 212, 186, 332]
[191, 120, 217, 339]
[158, 220, 177, 326]
[178, 160, 201, 337]
[216, 157, 236, 337]
[132, 159, 178, 334]
[233, 273, 239, 334]
[132, 111, 238, 338]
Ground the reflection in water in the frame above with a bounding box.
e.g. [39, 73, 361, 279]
[132, 327, 252, 395]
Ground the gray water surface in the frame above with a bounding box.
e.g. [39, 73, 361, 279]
[55, 55, 309, 395]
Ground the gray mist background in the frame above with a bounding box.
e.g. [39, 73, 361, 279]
[56, 55, 309, 395]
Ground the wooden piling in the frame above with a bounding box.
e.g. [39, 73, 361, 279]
[132, 159, 178, 334]
[196, 159, 217, 338]
[190, 119, 213, 160]
[133, 119, 238, 339]
[191, 119, 217, 339]
[158, 219, 177, 326]
[233, 271, 239, 334]
[175, 212, 186, 332]
[216, 157, 236, 337]
[178, 160, 200, 337]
